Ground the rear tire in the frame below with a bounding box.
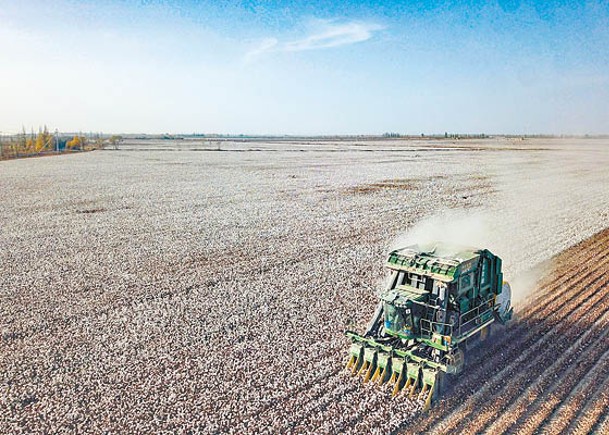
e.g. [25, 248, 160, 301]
[436, 371, 455, 398]
[480, 325, 490, 341]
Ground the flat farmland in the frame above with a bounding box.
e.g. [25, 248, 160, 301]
[1, 138, 609, 433]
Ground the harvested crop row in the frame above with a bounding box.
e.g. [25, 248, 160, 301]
[405, 240, 609, 433]
[466, 287, 609, 434]
[504, 327, 609, 434]
[534, 350, 609, 434]
[404, 226, 609, 434]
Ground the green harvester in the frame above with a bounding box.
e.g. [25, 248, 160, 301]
[345, 242, 513, 410]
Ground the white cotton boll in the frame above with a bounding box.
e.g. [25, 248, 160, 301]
[2, 138, 609, 433]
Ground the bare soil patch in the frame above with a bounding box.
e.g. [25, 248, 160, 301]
[347, 178, 421, 194]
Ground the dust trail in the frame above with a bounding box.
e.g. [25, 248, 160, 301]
[390, 209, 550, 303]
[509, 261, 549, 307]
[390, 209, 493, 251]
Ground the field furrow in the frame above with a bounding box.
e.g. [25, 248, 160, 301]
[481, 303, 609, 434]
[543, 350, 609, 434]
[409, 277, 608, 431]
[406, 226, 609, 434]
[2, 139, 609, 433]
[508, 338, 609, 434]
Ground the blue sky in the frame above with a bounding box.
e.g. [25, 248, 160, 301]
[1, 0, 608, 134]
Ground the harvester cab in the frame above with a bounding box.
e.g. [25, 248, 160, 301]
[345, 242, 513, 410]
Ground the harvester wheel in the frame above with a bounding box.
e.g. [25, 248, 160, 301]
[490, 319, 509, 336]
[480, 325, 490, 341]
[465, 327, 489, 350]
[436, 372, 455, 397]
[446, 347, 466, 374]
[464, 336, 474, 351]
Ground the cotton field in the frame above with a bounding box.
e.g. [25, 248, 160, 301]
[1, 137, 609, 433]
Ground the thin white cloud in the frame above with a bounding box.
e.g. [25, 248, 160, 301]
[244, 37, 279, 63]
[245, 20, 383, 62]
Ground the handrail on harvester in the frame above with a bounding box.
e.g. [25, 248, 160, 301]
[458, 296, 495, 335]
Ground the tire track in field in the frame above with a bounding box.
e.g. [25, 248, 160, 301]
[518, 232, 609, 316]
[401, 227, 609, 434]
[591, 403, 609, 435]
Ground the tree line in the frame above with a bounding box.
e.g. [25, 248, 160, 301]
[0, 127, 122, 160]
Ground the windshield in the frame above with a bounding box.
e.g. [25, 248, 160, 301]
[384, 302, 413, 334]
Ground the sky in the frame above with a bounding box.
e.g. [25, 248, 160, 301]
[0, 0, 608, 135]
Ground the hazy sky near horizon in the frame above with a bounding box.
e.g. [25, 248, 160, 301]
[1, 0, 608, 135]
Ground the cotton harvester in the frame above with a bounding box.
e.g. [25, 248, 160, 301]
[345, 243, 513, 410]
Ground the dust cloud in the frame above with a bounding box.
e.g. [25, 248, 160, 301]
[390, 209, 551, 308]
[391, 209, 495, 252]
[509, 261, 550, 307]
